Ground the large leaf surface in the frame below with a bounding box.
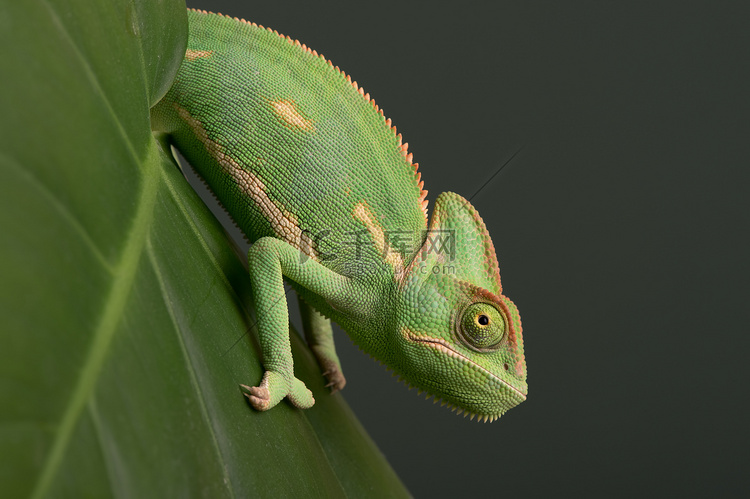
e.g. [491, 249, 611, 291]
[0, 0, 408, 496]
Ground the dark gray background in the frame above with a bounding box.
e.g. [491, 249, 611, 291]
[183, 1, 749, 496]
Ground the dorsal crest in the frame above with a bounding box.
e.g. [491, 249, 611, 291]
[189, 8, 429, 219]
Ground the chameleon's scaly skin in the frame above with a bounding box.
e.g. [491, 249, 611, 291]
[151, 9, 527, 421]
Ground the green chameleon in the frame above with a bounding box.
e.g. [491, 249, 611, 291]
[151, 9, 527, 422]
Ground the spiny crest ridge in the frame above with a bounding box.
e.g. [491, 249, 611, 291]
[191, 9, 429, 218]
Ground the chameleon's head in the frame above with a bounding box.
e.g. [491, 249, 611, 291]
[393, 192, 526, 421]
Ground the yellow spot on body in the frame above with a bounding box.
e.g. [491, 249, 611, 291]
[353, 202, 404, 273]
[185, 49, 213, 61]
[271, 100, 314, 132]
[174, 105, 315, 259]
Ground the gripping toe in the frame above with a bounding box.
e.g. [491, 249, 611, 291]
[288, 378, 315, 409]
[240, 383, 271, 411]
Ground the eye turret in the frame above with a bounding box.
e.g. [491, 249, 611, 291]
[458, 302, 506, 350]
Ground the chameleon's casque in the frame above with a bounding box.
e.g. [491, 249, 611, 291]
[151, 9, 527, 421]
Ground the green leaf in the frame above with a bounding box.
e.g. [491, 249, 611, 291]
[0, 0, 408, 496]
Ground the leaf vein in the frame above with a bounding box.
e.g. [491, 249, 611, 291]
[31, 144, 160, 499]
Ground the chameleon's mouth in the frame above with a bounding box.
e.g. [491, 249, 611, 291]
[403, 330, 527, 402]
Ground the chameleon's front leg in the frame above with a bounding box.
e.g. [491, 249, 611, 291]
[241, 237, 354, 411]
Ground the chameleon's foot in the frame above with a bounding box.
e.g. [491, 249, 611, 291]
[322, 365, 347, 393]
[241, 370, 315, 411]
[311, 346, 346, 393]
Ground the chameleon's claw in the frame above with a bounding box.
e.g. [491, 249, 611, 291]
[240, 383, 271, 411]
[322, 368, 347, 393]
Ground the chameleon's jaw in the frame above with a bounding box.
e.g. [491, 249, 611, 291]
[402, 329, 527, 420]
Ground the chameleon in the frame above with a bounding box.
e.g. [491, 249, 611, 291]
[150, 9, 527, 422]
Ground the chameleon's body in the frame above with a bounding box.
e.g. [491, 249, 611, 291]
[151, 9, 526, 421]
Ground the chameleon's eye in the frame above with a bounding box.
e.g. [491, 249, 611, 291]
[459, 303, 506, 350]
